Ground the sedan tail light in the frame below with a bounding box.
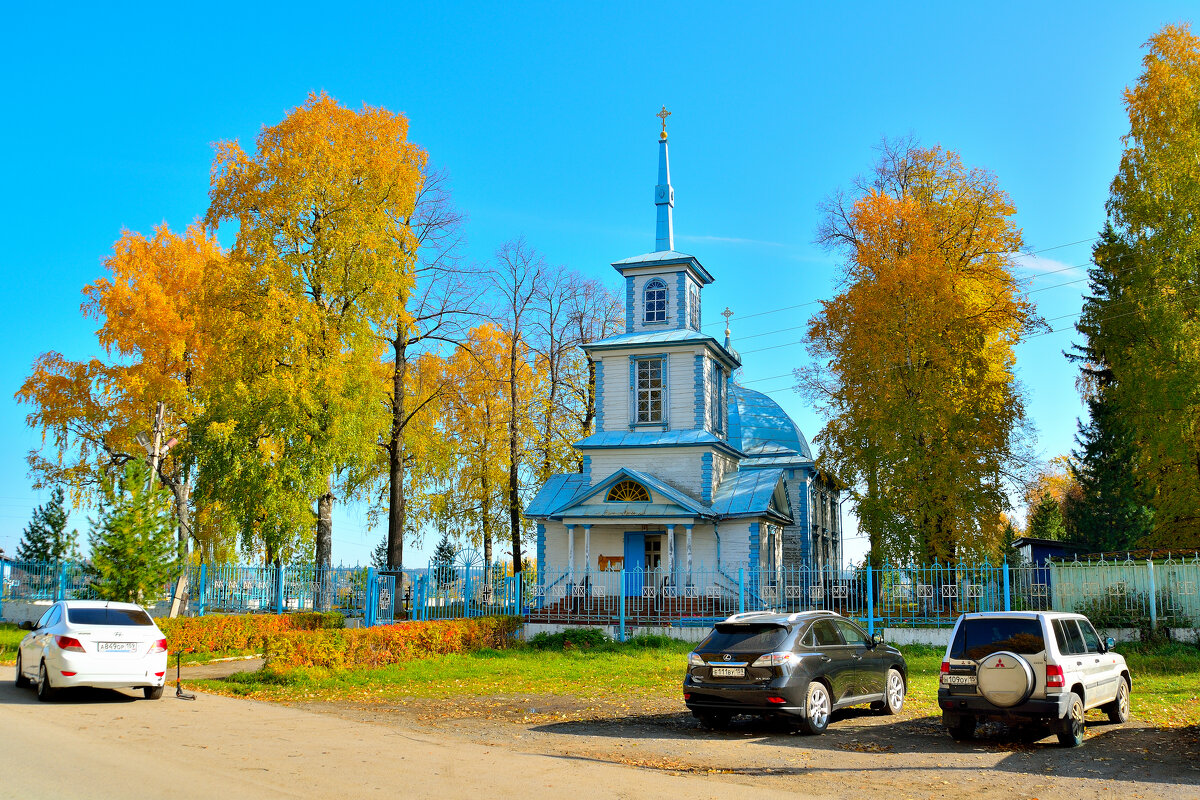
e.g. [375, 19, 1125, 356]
[751, 652, 797, 668]
[148, 638, 168, 654]
[1046, 664, 1065, 688]
[54, 635, 85, 652]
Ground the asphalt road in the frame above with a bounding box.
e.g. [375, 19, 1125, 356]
[0, 679, 816, 800]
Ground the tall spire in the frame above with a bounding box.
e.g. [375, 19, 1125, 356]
[654, 105, 674, 252]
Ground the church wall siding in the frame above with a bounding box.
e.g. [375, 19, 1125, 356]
[598, 354, 628, 431]
[587, 449, 701, 496]
[711, 453, 737, 500]
[667, 350, 698, 430]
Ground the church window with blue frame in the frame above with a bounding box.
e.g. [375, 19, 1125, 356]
[607, 480, 650, 502]
[636, 357, 665, 423]
[709, 361, 725, 435]
[643, 278, 667, 324]
[688, 286, 700, 329]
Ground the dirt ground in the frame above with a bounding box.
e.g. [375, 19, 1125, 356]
[182, 660, 1200, 799]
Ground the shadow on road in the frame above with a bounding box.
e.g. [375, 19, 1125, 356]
[0, 681, 141, 706]
[531, 708, 1200, 788]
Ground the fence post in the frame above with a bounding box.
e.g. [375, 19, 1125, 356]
[1147, 559, 1157, 633]
[274, 565, 284, 615]
[866, 561, 874, 636]
[618, 570, 626, 643]
[738, 568, 745, 615]
[56, 561, 67, 601]
[1002, 561, 1011, 612]
[365, 567, 376, 628]
[197, 564, 207, 616]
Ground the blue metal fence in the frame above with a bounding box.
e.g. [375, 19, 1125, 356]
[6, 553, 1198, 633]
[531, 556, 1200, 635]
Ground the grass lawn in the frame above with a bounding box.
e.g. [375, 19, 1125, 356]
[193, 634, 1200, 729]
[0, 623, 26, 664]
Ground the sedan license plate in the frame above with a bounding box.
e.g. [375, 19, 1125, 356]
[945, 674, 977, 686]
[97, 642, 137, 653]
[711, 666, 745, 678]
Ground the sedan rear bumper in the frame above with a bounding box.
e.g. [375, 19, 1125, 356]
[45, 651, 168, 689]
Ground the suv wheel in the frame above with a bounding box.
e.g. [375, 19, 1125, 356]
[944, 712, 976, 741]
[882, 668, 905, 715]
[798, 681, 831, 735]
[694, 711, 732, 730]
[1104, 679, 1130, 724]
[1056, 692, 1085, 747]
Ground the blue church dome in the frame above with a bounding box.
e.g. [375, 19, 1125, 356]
[728, 385, 813, 460]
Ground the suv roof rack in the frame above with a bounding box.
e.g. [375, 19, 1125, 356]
[722, 610, 779, 623]
[786, 610, 837, 623]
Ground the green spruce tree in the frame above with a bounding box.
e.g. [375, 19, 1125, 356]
[87, 461, 179, 603]
[1067, 226, 1156, 552]
[1026, 492, 1067, 542]
[16, 487, 78, 562]
[431, 531, 458, 588]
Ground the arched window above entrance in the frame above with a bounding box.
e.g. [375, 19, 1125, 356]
[607, 480, 650, 502]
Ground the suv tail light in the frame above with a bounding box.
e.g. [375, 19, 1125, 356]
[939, 661, 949, 687]
[687, 652, 705, 667]
[1046, 664, 1065, 688]
[54, 635, 85, 652]
[148, 638, 168, 654]
[751, 652, 797, 668]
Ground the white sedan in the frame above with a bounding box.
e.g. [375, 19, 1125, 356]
[15, 600, 169, 701]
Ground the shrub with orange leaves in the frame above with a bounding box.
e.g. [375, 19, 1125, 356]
[262, 616, 522, 669]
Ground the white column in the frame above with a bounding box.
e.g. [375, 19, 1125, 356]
[667, 525, 676, 581]
[685, 524, 694, 584]
[583, 525, 592, 581]
[567, 524, 576, 584]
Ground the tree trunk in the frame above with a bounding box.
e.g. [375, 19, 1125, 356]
[169, 479, 192, 563]
[508, 339, 523, 575]
[481, 463, 493, 565]
[316, 480, 334, 611]
[387, 332, 408, 569]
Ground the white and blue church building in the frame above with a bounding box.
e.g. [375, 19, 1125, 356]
[525, 117, 842, 609]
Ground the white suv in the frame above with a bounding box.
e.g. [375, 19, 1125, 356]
[938, 611, 1131, 747]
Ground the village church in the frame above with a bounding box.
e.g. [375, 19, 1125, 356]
[525, 111, 841, 601]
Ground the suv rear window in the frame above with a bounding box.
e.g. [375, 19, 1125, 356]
[951, 617, 1046, 661]
[702, 624, 788, 653]
[66, 607, 154, 626]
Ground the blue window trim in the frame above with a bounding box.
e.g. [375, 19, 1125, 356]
[628, 353, 669, 429]
[643, 278, 668, 325]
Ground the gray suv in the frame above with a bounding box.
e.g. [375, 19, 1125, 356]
[938, 611, 1131, 747]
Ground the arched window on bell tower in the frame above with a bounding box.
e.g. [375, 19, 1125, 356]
[643, 278, 667, 324]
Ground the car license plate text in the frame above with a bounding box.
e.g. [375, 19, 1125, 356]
[711, 667, 745, 678]
[945, 674, 976, 685]
[97, 642, 137, 653]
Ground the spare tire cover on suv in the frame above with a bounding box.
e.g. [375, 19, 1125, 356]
[975, 651, 1035, 708]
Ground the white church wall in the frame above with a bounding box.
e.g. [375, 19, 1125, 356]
[711, 453, 737, 499]
[667, 350, 699, 431]
[588, 449, 702, 496]
[598, 354, 629, 431]
[595, 346, 707, 433]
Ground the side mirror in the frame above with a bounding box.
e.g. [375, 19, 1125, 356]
[1105, 637, 1116, 652]
[871, 632, 884, 646]
[19, 621, 34, 631]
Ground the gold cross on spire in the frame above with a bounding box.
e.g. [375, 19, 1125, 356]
[657, 105, 671, 139]
[722, 306, 734, 337]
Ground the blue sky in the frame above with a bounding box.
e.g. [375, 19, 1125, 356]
[0, 2, 1192, 565]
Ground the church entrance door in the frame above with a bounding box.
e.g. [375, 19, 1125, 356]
[623, 533, 644, 596]
[624, 532, 666, 596]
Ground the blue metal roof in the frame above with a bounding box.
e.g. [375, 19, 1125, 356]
[528, 467, 716, 520]
[610, 250, 716, 284]
[524, 473, 589, 518]
[711, 468, 791, 521]
[575, 429, 739, 454]
[728, 385, 813, 461]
